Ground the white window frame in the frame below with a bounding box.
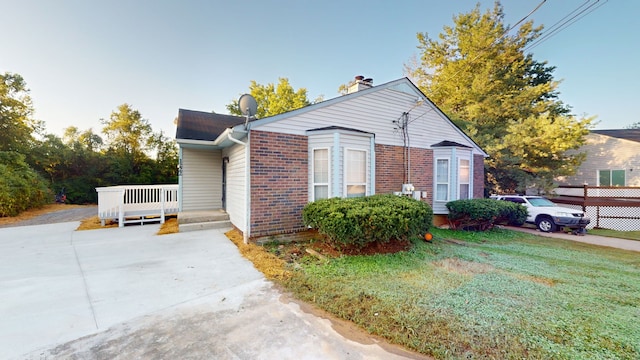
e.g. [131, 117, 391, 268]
[312, 147, 330, 200]
[344, 148, 368, 198]
[458, 158, 471, 199]
[435, 158, 450, 202]
[598, 169, 625, 187]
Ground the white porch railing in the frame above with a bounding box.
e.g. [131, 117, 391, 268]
[96, 184, 179, 227]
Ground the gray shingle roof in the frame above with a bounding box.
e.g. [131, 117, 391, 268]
[591, 129, 640, 143]
[175, 109, 245, 141]
[431, 140, 471, 148]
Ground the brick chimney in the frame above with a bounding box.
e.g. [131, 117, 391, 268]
[347, 75, 373, 94]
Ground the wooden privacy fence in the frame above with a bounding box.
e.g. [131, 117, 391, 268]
[96, 184, 179, 227]
[552, 186, 640, 231]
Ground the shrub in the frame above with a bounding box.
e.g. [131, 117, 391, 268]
[446, 198, 526, 231]
[495, 201, 528, 226]
[302, 194, 433, 248]
[0, 151, 51, 217]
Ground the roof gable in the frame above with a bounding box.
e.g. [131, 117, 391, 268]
[244, 78, 424, 129]
[245, 78, 487, 157]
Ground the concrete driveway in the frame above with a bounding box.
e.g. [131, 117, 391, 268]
[0, 222, 423, 360]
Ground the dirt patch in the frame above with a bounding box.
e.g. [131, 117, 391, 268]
[0, 204, 97, 228]
[434, 258, 495, 275]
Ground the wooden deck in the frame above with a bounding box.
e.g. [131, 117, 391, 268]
[96, 185, 179, 227]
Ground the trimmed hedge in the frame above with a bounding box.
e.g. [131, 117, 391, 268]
[302, 194, 433, 248]
[446, 198, 527, 231]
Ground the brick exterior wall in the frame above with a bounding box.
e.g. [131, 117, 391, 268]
[473, 154, 485, 198]
[375, 144, 434, 207]
[250, 130, 308, 238]
[248, 133, 480, 238]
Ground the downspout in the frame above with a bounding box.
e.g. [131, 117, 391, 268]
[370, 136, 376, 195]
[178, 147, 183, 211]
[227, 130, 251, 244]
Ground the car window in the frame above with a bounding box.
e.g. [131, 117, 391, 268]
[527, 197, 556, 207]
[504, 197, 525, 204]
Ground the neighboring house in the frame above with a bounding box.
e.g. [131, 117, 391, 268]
[556, 129, 640, 187]
[175, 77, 488, 241]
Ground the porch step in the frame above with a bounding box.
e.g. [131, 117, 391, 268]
[178, 210, 231, 233]
[178, 210, 229, 224]
[179, 220, 232, 232]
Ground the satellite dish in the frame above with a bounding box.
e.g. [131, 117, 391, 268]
[238, 94, 258, 117]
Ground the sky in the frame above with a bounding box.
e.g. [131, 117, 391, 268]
[2, 0, 637, 140]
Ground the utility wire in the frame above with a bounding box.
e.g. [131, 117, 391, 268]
[525, 0, 608, 52]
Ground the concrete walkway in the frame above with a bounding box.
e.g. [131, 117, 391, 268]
[0, 222, 425, 360]
[506, 226, 640, 252]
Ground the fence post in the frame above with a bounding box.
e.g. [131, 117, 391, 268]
[160, 187, 166, 224]
[582, 184, 588, 213]
[118, 188, 125, 228]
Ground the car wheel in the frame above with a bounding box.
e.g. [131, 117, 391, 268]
[536, 217, 557, 232]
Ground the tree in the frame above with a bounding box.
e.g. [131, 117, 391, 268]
[63, 126, 103, 152]
[226, 78, 312, 118]
[0, 151, 50, 216]
[0, 72, 40, 153]
[101, 104, 152, 158]
[148, 130, 179, 184]
[406, 2, 592, 193]
[625, 122, 640, 129]
[100, 104, 153, 184]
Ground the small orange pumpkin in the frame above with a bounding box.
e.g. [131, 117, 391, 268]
[424, 232, 433, 242]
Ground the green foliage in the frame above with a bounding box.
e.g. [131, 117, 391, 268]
[0, 73, 178, 211]
[302, 194, 433, 248]
[446, 198, 526, 230]
[101, 103, 152, 159]
[496, 200, 528, 226]
[0, 72, 39, 153]
[226, 77, 311, 118]
[0, 151, 51, 216]
[280, 228, 640, 359]
[406, 3, 592, 194]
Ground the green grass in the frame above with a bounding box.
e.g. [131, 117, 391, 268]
[279, 228, 640, 359]
[589, 228, 640, 241]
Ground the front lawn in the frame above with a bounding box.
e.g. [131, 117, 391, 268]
[253, 228, 640, 359]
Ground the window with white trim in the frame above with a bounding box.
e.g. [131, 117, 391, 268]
[345, 149, 366, 198]
[436, 158, 449, 201]
[598, 169, 625, 186]
[459, 158, 470, 199]
[313, 148, 329, 200]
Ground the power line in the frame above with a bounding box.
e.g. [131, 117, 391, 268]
[525, 0, 608, 52]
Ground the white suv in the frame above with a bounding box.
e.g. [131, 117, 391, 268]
[491, 195, 590, 233]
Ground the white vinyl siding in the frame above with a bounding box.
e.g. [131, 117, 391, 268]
[256, 87, 481, 154]
[181, 148, 222, 211]
[556, 133, 640, 187]
[222, 143, 246, 232]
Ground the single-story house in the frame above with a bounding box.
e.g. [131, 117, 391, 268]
[175, 77, 488, 241]
[556, 129, 640, 187]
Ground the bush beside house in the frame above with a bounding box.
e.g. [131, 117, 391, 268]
[446, 198, 527, 230]
[302, 194, 433, 249]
